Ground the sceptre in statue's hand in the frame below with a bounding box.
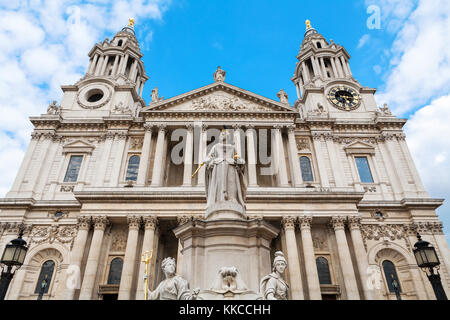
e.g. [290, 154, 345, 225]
[142, 250, 153, 300]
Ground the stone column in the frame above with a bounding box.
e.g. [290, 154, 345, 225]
[282, 216, 304, 300]
[151, 124, 167, 186]
[112, 55, 120, 76]
[136, 216, 158, 300]
[183, 124, 194, 186]
[274, 125, 289, 187]
[94, 55, 104, 76]
[95, 132, 114, 187]
[88, 54, 99, 74]
[130, 59, 138, 81]
[330, 58, 338, 78]
[287, 126, 303, 187]
[348, 217, 373, 300]
[139, 81, 145, 98]
[319, 57, 328, 78]
[120, 54, 130, 75]
[233, 124, 243, 158]
[109, 132, 127, 186]
[340, 56, 350, 77]
[35, 135, 61, 198]
[118, 216, 141, 300]
[100, 55, 110, 76]
[245, 125, 258, 187]
[137, 124, 153, 186]
[25, 133, 53, 194]
[311, 56, 320, 78]
[330, 216, 360, 300]
[299, 216, 322, 300]
[312, 133, 330, 187]
[301, 61, 310, 83]
[334, 57, 344, 78]
[63, 216, 91, 300]
[197, 124, 208, 187]
[79, 216, 109, 300]
[324, 134, 345, 187]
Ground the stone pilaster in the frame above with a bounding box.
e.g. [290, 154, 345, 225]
[183, 124, 194, 186]
[137, 124, 153, 185]
[79, 216, 109, 300]
[151, 124, 167, 186]
[118, 216, 141, 300]
[299, 216, 321, 300]
[245, 125, 258, 187]
[287, 125, 303, 187]
[273, 125, 289, 187]
[282, 216, 304, 300]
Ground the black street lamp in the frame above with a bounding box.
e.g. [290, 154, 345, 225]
[0, 228, 28, 300]
[413, 233, 448, 300]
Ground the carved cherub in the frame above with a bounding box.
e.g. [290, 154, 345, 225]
[47, 101, 60, 115]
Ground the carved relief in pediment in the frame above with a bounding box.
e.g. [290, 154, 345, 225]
[191, 93, 272, 112]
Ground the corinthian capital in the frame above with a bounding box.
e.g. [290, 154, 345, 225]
[177, 215, 193, 226]
[298, 216, 313, 230]
[144, 123, 154, 132]
[330, 216, 346, 231]
[77, 216, 92, 231]
[143, 215, 158, 230]
[92, 216, 109, 231]
[282, 216, 297, 230]
[127, 215, 142, 230]
[348, 216, 362, 230]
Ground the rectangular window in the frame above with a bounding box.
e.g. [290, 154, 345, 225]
[355, 156, 374, 183]
[64, 155, 83, 182]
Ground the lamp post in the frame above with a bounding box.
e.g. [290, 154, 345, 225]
[413, 233, 448, 300]
[0, 228, 28, 300]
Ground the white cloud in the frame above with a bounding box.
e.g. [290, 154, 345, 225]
[0, 0, 171, 197]
[357, 34, 371, 49]
[373, 0, 450, 115]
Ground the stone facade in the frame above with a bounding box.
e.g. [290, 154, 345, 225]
[0, 21, 449, 300]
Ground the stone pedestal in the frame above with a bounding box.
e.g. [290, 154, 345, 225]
[173, 218, 279, 294]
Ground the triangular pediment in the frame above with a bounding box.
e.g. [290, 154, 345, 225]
[141, 82, 296, 113]
[62, 140, 95, 154]
[344, 140, 375, 155]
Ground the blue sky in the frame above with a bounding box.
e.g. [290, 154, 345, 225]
[0, 0, 450, 243]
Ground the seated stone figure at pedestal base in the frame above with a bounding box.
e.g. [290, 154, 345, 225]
[148, 257, 199, 300]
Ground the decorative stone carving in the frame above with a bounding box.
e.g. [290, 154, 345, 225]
[143, 216, 158, 230]
[143, 123, 154, 132]
[277, 89, 289, 104]
[378, 103, 392, 116]
[46, 101, 60, 115]
[360, 224, 405, 241]
[260, 251, 289, 300]
[60, 185, 75, 193]
[296, 138, 310, 151]
[111, 228, 128, 252]
[348, 216, 362, 230]
[307, 103, 328, 117]
[148, 257, 199, 300]
[77, 216, 91, 230]
[112, 102, 132, 115]
[213, 66, 226, 82]
[363, 186, 377, 193]
[312, 236, 327, 250]
[29, 224, 77, 246]
[177, 215, 193, 226]
[410, 221, 444, 235]
[191, 94, 271, 112]
[130, 138, 143, 150]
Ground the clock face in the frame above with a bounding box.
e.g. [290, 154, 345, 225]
[327, 86, 361, 111]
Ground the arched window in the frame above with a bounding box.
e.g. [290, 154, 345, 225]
[300, 156, 314, 182]
[125, 155, 140, 181]
[107, 258, 124, 285]
[34, 260, 55, 294]
[382, 260, 402, 293]
[316, 257, 332, 285]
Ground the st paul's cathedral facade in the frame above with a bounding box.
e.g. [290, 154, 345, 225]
[0, 20, 449, 300]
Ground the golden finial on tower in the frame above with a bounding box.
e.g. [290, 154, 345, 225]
[305, 19, 312, 29]
[129, 18, 135, 28]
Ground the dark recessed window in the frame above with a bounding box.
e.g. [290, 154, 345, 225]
[355, 156, 374, 183]
[117, 40, 123, 46]
[34, 260, 55, 294]
[375, 211, 384, 218]
[317, 42, 322, 48]
[107, 258, 123, 285]
[316, 257, 332, 285]
[87, 92, 104, 103]
[125, 155, 140, 181]
[300, 156, 314, 182]
[54, 211, 64, 218]
[382, 260, 402, 293]
[64, 155, 83, 182]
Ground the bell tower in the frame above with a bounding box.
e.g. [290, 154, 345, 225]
[292, 20, 379, 120]
[59, 19, 149, 118]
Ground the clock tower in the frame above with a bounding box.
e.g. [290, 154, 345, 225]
[292, 20, 379, 120]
